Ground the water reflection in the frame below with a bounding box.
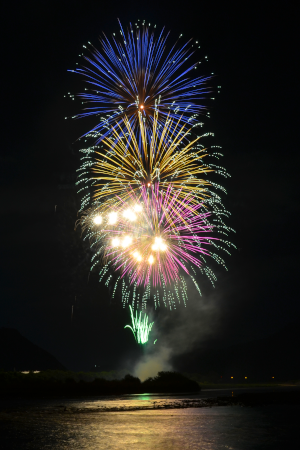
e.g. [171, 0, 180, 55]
[0, 389, 299, 449]
[132, 394, 152, 401]
[1, 405, 299, 449]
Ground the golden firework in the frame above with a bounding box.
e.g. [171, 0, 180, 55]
[91, 112, 214, 212]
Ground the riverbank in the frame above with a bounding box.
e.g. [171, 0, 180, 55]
[196, 382, 300, 389]
[0, 370, 200, 398]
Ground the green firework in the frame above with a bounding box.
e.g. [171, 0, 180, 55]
[125, 306, 154, 344]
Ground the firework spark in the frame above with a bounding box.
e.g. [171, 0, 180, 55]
[69, 20, 211, 142]
[76, 112, 229, 219]
[124, 305, 154, 344]
[72, 22, 234, 318]
[79, 182, 234, 309]
[104, 185, 220, 287]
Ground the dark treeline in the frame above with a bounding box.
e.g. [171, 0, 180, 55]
[0, 370, 200, 398]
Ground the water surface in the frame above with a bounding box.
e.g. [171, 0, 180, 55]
[0, 389, 298, 449]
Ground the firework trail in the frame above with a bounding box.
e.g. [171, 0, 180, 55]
[68, 19, 211, 143]
[125, 305, 154, 344]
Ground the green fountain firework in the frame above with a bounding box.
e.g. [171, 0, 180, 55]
[125, 306, 154, 344]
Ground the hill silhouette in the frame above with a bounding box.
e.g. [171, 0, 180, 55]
[0, 328, 65, 371]
[175, 320, 300, 382]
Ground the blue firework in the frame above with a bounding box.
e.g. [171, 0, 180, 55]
[70, 19, 211, 142]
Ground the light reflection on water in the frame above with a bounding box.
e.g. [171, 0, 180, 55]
[0, 390, 299, 449]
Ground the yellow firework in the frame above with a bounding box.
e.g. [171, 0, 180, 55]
[88, 112, 215, 211]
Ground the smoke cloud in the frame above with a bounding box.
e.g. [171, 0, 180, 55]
[133, 278, 223, 380]
[134, 347, 172, 381]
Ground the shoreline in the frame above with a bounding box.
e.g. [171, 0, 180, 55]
[1, 391, 300, 417]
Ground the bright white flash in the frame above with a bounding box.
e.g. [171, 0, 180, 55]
[148, 255, 154, 264]
[123, 209, 136, 221]
[152, 236, 167, 251]
[93, 215, 102, 225]
[122, 235, 132, 248]
[108, 212, 118, 224]
[112, 237, 120, 247]
[133, 251, 142, 262]
[133, 204, 142, 212]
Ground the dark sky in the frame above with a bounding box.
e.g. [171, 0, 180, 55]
[0, 1, 299, 371]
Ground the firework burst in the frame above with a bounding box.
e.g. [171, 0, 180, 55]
[71, 21, 234, 323]
[79, 182, 234, 310]
[76, 112, 229, 219]
[69, 20, 211, 142]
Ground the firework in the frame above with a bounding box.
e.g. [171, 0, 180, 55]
[71, 21, 234, 324]
[124, 305, 154, 344]
[80, 182, 234, 310]
[76, 112, 229, 219]
[69, 20, 211, 142]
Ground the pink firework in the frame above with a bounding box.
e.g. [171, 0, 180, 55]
[97, 183, 219, 288]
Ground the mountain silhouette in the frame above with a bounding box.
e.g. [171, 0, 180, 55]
[0, 328, 65, 371]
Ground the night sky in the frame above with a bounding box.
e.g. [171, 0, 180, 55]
[0, 1, 299, 371]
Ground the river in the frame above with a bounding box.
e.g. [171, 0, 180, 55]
[0, 388, 298, 449]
